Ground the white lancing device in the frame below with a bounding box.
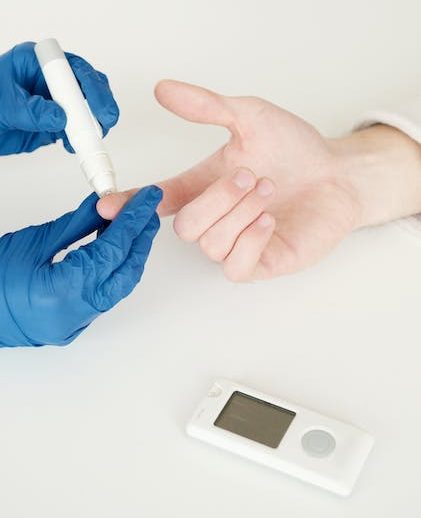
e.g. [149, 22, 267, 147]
[35, 38, 117, 197]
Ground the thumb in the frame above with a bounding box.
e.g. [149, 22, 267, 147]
[13, 86, 66, 132]
[155, 79, 239, 135]
[38, 193, 104, 263]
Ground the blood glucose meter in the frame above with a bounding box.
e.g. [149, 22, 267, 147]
[186, 379, 374, 496]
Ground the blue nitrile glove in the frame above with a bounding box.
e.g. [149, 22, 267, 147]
[0, 186, 162, 347]
[0, 41, 119, 155]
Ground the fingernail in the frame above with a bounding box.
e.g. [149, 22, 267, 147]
[258, 213, 273, 228]
[233, 168, 255, 189]
[257, 178, 274, 197]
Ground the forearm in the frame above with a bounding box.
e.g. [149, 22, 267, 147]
[329, 124, 421, 229]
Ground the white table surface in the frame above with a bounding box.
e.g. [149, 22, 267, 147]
[1, 1, 421, 516]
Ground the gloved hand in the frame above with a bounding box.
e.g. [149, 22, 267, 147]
[0, 41, 119, 155]
[0, 186, 161, 347]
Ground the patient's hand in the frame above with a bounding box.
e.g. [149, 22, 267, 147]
[98, 80, 421, 281]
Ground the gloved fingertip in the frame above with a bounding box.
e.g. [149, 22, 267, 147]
[50, 104, 67, 131]
[73, 192, 102, 223]
[60, 134, 75, 154]
[82, 191, 100, 206]
[66, 53, 89, 73]
[19, 41, 36, 51]
[26, 96, 67, 132]
[143, 185, 164, 204]
[123, 186, 163, 213]
[108, 104, 120, 124]
[98, 104, 120, 131]
[134, 186, 163, 214]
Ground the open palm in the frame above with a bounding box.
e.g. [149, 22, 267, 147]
[99, 80, 361, 281]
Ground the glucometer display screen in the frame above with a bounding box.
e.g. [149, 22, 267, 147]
[214, 391, 296, 448]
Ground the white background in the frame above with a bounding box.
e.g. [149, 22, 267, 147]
[0, 1, 421, 516]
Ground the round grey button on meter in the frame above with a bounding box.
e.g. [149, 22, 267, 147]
[301, 430, 336, 458]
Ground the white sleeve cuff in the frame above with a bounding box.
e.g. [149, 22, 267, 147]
[353, 98, 421, 242]
[353, 97, 421, 144]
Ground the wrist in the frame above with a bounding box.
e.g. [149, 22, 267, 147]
[329, 124, 421, 229]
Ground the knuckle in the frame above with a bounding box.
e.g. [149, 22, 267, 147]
[215, 173, 254, 204]
[212, 183, 241, 209]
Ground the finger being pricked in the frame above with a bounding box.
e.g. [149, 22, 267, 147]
[173, 168, 257, 242]
[223, 213, 276, 283]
